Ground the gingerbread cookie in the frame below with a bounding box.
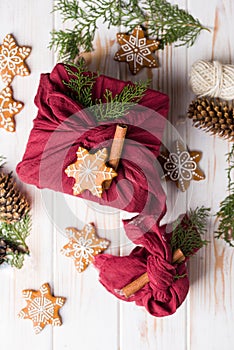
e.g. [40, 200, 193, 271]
[61, 224, 109, 273]
[114, 26, 160, 75]
[0, 34, 31, 85]
[158, 140, 205, 192]
[18, 283, 66, 334]
[0, 86, 23, 132]
[65, 147, 117, 198]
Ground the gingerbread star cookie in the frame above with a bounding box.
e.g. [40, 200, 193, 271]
[0, 86, 23, 132]
[65, 147, 118, 198]
[61, 223, 109, 273]
[0, 34, 31, 85]
[114, 25, 160, 75]
[18, 283, 66, 334]
[158, 140, 205, 192]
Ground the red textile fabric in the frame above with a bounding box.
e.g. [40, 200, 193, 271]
[94, 216, 189, 317]
[17, 63, 169, 216]
[16, 63, 189, 317]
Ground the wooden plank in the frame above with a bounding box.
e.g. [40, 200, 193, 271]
[52, 4, 121, 349]
[119, 1, 189, 349]
[0, 0, 54, 348]
[187, 0, 234, 349]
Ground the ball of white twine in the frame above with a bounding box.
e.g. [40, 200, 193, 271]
[189, 60, 234, 100]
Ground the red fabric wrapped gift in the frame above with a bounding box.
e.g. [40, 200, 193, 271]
[94, 215, 189, 317]
[16, 63, 169, 217]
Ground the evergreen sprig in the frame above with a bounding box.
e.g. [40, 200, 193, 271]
[92, 81, 148, 121]
[50, 0, 209, 61]
[63, 61, 148, 121]
[0, 213, 31, 269]
[171, 206, 210, 257]
[216, 145, 234, 246]
[64, 60, 96, 107]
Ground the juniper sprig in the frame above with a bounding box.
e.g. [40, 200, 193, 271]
[171, 206, 210, 257]
[50, 0, 209, 61]
[216, 145, 234, 246]
[63, 60, 148, 121]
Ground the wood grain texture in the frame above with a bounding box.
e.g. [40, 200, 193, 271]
[0, 0, 233, 349]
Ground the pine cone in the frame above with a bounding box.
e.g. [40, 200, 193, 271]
[0, 238, 7, 260]
[0, 172, 30, 223]
[187, 98, 234, 141]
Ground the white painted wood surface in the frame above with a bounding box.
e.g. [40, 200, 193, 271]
[0, 0, 233, 349]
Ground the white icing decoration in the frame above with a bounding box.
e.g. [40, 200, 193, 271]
[62, 225, 109, 273]
[164, 150, 197, 182]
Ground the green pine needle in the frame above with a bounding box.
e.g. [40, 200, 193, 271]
[171, 206, 210, 258]
[63, 60, 148, 121]
[174, 273, 187, 280]
[92, 81, 148, 121]
[5, 251, 25, 269]
[50, 0, 209, 61]
[216, 145, 234, 246]
[0, 213, 31, 269]
[64, 61, 96, 107]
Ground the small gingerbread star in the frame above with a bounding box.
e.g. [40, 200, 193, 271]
[61, 224, 109, 273]
[158, 140, 205, 192]
[0, 34, 31, 85]
[65, 147, 117, 198]
[0, 86, 23, 132]
[114, 25, 160, 75]
[18, 283, 66, 334]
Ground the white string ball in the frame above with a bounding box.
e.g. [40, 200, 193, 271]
[189, 60, 234, 100]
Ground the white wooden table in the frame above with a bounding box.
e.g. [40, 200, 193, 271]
[0, 1, 234, 349]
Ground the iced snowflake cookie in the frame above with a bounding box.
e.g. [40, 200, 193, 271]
[114, 25, 160, 75]
[18, 283, 66, 334]
[0, 34, 31, 85]
[61, 224, 109, 273]
[0, 86, 23, 132]
[158, 140, 205, 192]
[65, 146, 117, 198]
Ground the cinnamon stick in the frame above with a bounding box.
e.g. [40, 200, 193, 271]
[120, 248, 185, 298]
[104, 124, 127, 189]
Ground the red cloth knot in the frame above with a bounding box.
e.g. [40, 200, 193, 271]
[147, 255, 176, 303]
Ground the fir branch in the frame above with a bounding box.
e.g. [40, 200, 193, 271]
[171, 206, 210, 258]
[140, 0, 209, 48]
[63, 61, 148, 121]
[53, 0, 79, 21]
[0, 214, 31, 268]
[50, 29, 81, 62]
[216, 145, 234, 246]
[0, 213, 31, 255]
[5, 251, 25, 269]
[63, 60, 96, 107]
[50, 0, 119, 60]
[174, 273, 187, 280]
[92, 81, 148, 121]
[50, 0, 209, 61]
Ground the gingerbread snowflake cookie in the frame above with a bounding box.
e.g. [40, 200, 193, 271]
[0, 34, 31, 85]
[0, 86, 23, 132]
[158, 140, 205, 191]
[61, 223, 109, 273]
[114, 26, 160, 75]
[18, 283, 66, 334]
[65, 146, 117, 198]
